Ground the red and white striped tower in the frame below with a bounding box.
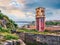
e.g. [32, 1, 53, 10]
[36, 7, 45, 32]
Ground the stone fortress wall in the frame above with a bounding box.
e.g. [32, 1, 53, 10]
[19, 32, 60, 45]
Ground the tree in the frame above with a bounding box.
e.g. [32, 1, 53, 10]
[46, 21, 60, 25]
[0, 13, 4, 19]
[0, 10, 18, 30]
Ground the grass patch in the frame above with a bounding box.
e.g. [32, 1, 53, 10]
[0, 32, 19, 40]
[4, 34, 19, 40]
[17, 29, 58, 35]
[0, 27, 11, 33]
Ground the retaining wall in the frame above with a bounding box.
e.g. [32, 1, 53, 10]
[19, 32, 60, 45]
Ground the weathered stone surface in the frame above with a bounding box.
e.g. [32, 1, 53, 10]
[18, 32, 60, 45]
[0, 39, 26, 45]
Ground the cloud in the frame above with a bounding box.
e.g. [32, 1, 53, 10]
[0, 0, 26, 10]
[0, 0, 60, 21]
[9, 10, 26, 18]
[25, 0, 60, 9]
[45, 8, 60, 20]
[0, 0, 26, 20]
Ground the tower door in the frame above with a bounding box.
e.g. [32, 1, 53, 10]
[41, 17, 44, 31]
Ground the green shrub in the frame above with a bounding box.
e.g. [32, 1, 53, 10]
[0, 28, 10, 33]
[4, 34, 19, 40]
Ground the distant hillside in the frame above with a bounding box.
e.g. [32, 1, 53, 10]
[26, 20, 60, 26]
[46, 20, 60, 25]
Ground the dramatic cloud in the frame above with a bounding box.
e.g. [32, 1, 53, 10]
[46, 8, 60, 20]
[25, 0, 60, 9]
[0, 0, 60, 21]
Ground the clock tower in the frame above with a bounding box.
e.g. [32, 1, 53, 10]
[36, 7, 45, 32]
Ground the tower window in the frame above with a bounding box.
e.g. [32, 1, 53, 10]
[41, 10, 44, 12]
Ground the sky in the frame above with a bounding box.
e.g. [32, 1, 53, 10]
[0, 0, 60, 21]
